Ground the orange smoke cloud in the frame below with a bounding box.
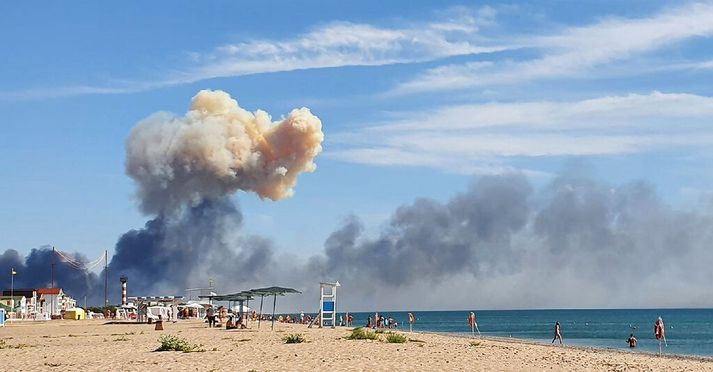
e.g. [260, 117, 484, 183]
[126, 89, 324, 213]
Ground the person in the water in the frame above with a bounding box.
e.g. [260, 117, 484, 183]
[627, 333, 638, 348]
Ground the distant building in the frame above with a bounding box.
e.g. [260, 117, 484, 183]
[0, 295, 28, 317]
[1, 288, 77, 318]
[37, 288, 76, 316]
[1, 289, 37, 316]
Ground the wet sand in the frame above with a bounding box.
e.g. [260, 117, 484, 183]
[1, 319, 711, 371]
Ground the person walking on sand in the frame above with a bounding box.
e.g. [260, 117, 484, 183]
[552, 321, 563, 345]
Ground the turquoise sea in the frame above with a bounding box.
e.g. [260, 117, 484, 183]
[334, 309, 713, 358]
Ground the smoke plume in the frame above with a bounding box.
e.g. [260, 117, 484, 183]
[126, 89, 324, 214]
[3, 90, 712, 309]
[107, 89, 323, 299]
[296, 171, 713, 310]
[0, 247, 101, 301]
[1, 90, 324, 304]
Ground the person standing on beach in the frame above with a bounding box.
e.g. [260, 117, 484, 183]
[468, 312, 480, 336]
[206, 307, 215, 328]
[654, 317, 665, 341]
[552, 321, 563, 344]
[366, 316, 372, 328]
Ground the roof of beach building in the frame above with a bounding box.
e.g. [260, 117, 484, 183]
[1, 289, 35, 297]
[37, 288, 62, 295]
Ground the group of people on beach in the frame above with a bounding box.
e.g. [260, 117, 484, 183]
[550, 316, 667, 350]
[366, 312, 398, 329]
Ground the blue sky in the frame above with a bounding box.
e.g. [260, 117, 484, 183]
[3, 0, 713, 264]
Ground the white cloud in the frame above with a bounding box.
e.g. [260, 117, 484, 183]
[0, 7, 507, 100]
[328, 92, 713, 171]
[170, 12, 507, 85]
[393, 2, 713, 94]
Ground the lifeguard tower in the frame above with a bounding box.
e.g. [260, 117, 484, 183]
[319, 281, 340, 328]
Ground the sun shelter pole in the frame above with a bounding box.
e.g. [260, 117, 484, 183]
[271, 293, 277, 330]
[245, 298, 250, 327]
[239, 300, 244, 322]
[258, 295, 264, 329]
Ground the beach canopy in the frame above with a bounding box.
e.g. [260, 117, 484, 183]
[249, 286, 301, 296]
[248, 286, 302, 330]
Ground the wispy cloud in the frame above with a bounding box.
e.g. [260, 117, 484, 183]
[328, 92, 713, 172]
[393, 2, 713, 94]
[183, 9, 503, 82]
[1, 7, 506, 100]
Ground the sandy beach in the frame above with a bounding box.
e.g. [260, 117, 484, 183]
[0, 319, 711, 371]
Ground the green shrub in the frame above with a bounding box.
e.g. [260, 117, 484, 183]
[385, 333, 408, 343]
[283, 334, 306, 344]
[346, 328, 378, 340]
[155, 335, 204, 353]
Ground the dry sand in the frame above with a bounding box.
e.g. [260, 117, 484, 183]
[1, 319, 711, 371]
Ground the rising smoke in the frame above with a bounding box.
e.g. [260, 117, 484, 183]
[126, 89, 324, 214]
[299, 171, 713, 310]
[106, 89, 324, 301]
[1, 89, 324, 304]
[2, 90, 712, 309]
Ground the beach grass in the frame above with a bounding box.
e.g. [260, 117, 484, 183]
[385, 333, 408, 343]
[283, 334, 306, 344]
[155, 335, 205, 353]
[346, 328, 378, 340]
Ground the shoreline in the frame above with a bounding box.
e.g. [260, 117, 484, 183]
[2, 319, 713, 371]
[416, 329, 713, 363]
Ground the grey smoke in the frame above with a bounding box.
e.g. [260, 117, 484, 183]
[309, 174, 532, 286]
[107, 198, 273, 302]
[295, 171, 713, 310]
[2, 171, 713, 309]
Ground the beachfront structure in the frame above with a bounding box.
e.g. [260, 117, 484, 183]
[120, 276, 128, 306]
[319, 281, 340, 328]
[63, 308, 86, 320]
[128, 296, 183, 322]
[2, 289, 37, 315]
[0, 295, 27, 317]
[37, 288, 76, 316]
[0, 288, 77, 318]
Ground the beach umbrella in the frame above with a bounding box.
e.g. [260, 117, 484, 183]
[249, 287, 302, 330]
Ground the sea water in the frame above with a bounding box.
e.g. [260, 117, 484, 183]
[334, 309, 713, 358]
